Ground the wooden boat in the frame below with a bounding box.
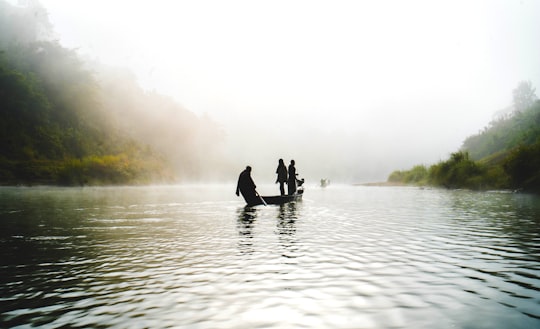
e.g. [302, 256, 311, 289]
[248, 190, 303, 206]
[242, 178, 305, 207]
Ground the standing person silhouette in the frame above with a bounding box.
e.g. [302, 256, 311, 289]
[236, 166, 258, 205]
[275, 159, 288, 196]
[288, 160, 297, 195]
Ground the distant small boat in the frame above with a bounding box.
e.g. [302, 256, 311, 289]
[248, 190, 303, 206]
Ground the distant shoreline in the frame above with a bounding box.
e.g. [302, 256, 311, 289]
[353, 181, 407, 187]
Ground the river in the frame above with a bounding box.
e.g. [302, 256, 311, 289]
[0, 185, 539, 328]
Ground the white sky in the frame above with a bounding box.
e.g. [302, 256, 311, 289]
[35, 0, 540, 181]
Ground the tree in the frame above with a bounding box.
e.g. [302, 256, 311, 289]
[0, 0, 52, 47]
[513, 80, 537, 113]
[503, 142, 540, 191]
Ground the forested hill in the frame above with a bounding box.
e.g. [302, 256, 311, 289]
[388, 81, 540, 193]
[0, 1, 227, 185]
[462, 81, 540, 161]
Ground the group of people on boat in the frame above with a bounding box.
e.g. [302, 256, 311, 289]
[236, 159, 301, 205]
[275, 159, 299, 196]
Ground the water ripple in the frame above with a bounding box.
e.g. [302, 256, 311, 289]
[0, 186, 539, 328]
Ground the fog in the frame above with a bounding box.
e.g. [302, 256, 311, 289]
[35, 0, 540, 183]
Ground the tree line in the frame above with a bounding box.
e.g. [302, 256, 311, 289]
[0, 0, 228, 185]
[388, 81, 540, 193]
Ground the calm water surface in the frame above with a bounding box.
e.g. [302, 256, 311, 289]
[0, 185, 539, 328]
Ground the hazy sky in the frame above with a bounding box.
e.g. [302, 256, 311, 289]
[34, 0, 540, 181]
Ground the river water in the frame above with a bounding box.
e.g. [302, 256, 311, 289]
[0, 185, 539, 328]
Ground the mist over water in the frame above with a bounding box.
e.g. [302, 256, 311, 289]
[1, 2, 539, 328]
[33, 0, 540, 183]
[1, 185, 539, 328]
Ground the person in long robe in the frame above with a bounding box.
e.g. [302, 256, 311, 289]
[275, 159, 288, 196]
[236, 166, 259, 205]
[288, 160, 297, 195]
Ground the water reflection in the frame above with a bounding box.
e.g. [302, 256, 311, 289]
[235, 203, 301, 258]
[237, 206, 258, 254]
[277, 202, 299, 259]
[277, 202, 299, 229]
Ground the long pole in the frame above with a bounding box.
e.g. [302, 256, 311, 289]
[255, 190, 267, 206]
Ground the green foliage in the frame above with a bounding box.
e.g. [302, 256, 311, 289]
[0, 60, 62, 159]
[0, 155, 171, 186]
[0, 0, 226, 185]
[503, 142, 540, 192]
[0, 158, 57, 185]
[462, 101, 540, 160]
[388, 165, 428, 185]
[428, 152, 490, 190]
[390, 81, 540, 192]
[56, 154, 173, 186]
[57, 156, 134, 186]
[389, 152, 507, 190]
[387, 170, 404, 183]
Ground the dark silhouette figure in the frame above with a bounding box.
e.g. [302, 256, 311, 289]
[275, 158, 288, 196]
[236, 166, 259, 205]
[288, 160, 297, 195]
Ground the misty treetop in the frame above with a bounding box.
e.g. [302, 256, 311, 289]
[389, 81, 540, 193]
[462, 81, 539, 161]
[0, 0, 227, 185]
[512, 81, 537, 113]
